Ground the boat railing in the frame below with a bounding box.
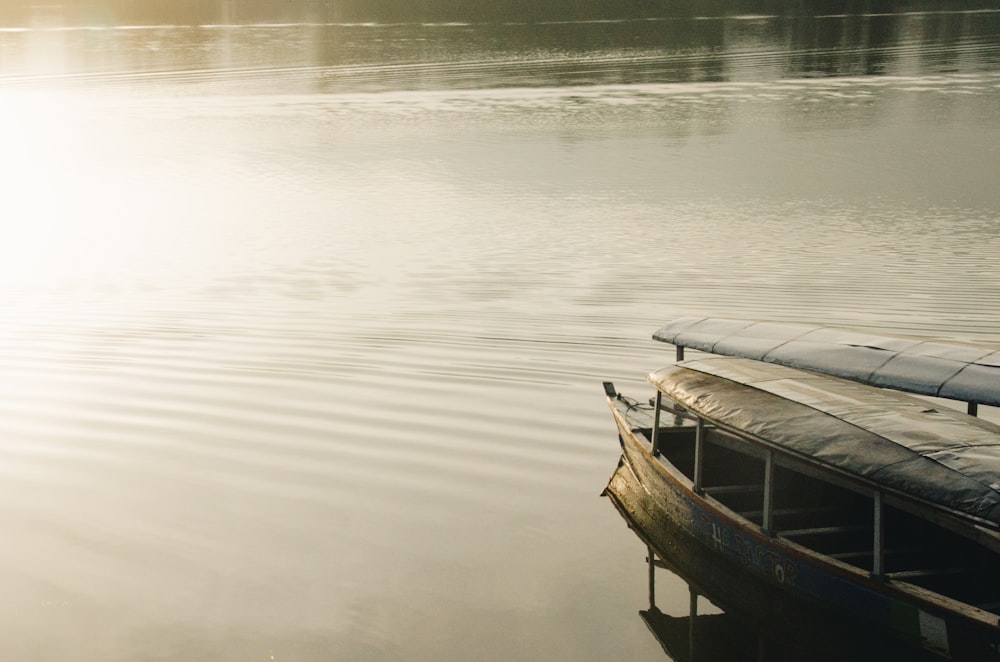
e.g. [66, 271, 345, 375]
[643, 389, 1000, 581]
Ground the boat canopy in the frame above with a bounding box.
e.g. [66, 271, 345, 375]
[653, 317, 1000, 407]
[649, 357, 1000, 527]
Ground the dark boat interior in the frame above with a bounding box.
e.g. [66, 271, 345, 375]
[639, 414, 1000, 616]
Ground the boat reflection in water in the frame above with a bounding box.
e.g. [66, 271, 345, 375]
[624, 522, 940, 662]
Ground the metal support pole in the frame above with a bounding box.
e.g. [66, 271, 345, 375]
[651, 391, 662, 457]
[872, 490, 885, 579]
[693, 417, 704, 495]
[688, 588, 698, 659]
[762, 450, 775, 536]
[969, 401, 979, 417]
[647, 546, 656, 610]
[676, 345, 685, 362]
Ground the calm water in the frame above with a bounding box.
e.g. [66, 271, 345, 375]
[2, 2, 1000, 659]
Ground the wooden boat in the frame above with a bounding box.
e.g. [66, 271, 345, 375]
[603, 318, 1000, 660]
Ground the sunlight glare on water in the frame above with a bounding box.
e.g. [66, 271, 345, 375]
[1, 92, 94, 286]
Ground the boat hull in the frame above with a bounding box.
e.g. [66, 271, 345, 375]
[605, 401, 1000, 661]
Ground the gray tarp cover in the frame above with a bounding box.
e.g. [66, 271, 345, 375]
[649, 358, 1000, 527]
[653, 317, 1000, 407]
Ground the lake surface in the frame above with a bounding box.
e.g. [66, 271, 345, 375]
[2, 2, 1000, 659]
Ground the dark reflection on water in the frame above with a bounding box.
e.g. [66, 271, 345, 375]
[2, 3, 999, 88]
[638, 550, 942, 661]
[3, 0, 1000, 25]
[621, 517, 941, 661]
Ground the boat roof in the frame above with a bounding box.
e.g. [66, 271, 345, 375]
[649, 357, 1000, 528]
[653, 317, 1000, 407]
